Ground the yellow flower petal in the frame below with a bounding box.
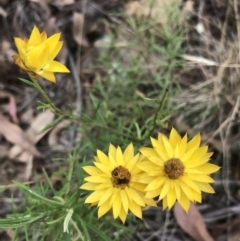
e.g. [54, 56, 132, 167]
[48, 41, 63, 60]
[120, 189, 128, 213]
[27, 44, 49, 70]
[130, 182, 147, 192]
[140, 147, 158, 158]
[43, 61, 70, 73]
[179, 181, 193, 201]
[195, 182, 215, 193]
[94, 182, 112, 190]
[85, 190, 106, 203]
[145, 187, 162, 199]
[123, 143, 134, 161]
[27, 26, 42, 49]
[40, 31, 47, 42]
[181, 146, 197, 162]
[128, 187, 145, 206]
[178, 134, 187, 158]
[186, 133, 201, 151]
[42, 33, 61, 56]
[186, 174, 215, 183]
[150, 138, 168, 161]
[197, 163, 220, 174]
[119, 208, 127, 223]
[144, 197, 157, 206]
[145, 176, 166, 191]
[192, 189, 202, 203]
[35, 70, 56, 82]
[84, 176, 107, 183]
[116, 146, 124, 166]
[98, 201, 112, 218]
[180, 176, 201, 193]
[126, 154, 140, 172]
[110, 188, 119, 205]
[94, 162, 111, 175]
[174, 144, 180, 158]
[184, 146, 208, 167]
[109, 144, 117, 158]
[162, 137, 174, 158]
[13, 37, 26, 60]
[80, 182, 97, 190]
[129, 200, 142, 219]
[169, 127, 180, 149]
[178, 191, 190, 212]
[174, 181, 181, 201]
[112, 193, 122, 218]
[97, 149, 110, 165]
[98, 187, 114, 206]
[159, 181, 171, 200]
[162, 196, 168, 210]
[167, 187, 176, 209]
[82, 166, 100, 176]
[137, 161, 160, 173]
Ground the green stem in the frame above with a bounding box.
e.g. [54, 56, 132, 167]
[149, 88, 169, 136]
[30, 77, 67, 117]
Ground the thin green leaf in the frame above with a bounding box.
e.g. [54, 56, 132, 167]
[63, 209, 73, 233]
[18, 78, 35, 87]
[13, 181, 64, 207]
[86, 222, 112, 241]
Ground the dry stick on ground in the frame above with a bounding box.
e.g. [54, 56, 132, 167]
[220, 1, 231, 46]
[233, 0, 240, 55]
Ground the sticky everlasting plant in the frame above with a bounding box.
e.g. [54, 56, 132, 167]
[138, 128, 220, 212]
[13, 26, 72, 118]
[80, 143, 156, 223]
[13, 26, 69, 83]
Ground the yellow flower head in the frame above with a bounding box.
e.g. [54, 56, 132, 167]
[138, 128, 220, 212]
[80, 143, 156, 223]
[13, 26, 70, 83]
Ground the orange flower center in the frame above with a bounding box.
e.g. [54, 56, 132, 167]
[164, 158, 185, 179]
[111, 165, 131, 188]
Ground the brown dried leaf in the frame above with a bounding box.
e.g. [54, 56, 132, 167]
[0, 6, 7, 17]
[9, 110, 54, 161]
[0, 90, 18, 122]
[1, 40, 15, 62]
[72, 12, 89, 47]
[183, 0, 194, 12]
[126, 0, 181, 25]
[48, 119, 71, 146]
[174, 203, 215, 241]
[9, 95, 19, 124]
[0, 114, 40, 156]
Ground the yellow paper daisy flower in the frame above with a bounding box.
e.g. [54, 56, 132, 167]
[80, 143, 156, 223]
[13, 26, 70, 83]
[138, 128, 220, 212]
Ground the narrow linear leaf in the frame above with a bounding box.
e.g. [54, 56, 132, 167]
[86, 222, 112, 241]
[13, 181, 64, 207]
[63, 209, 74, 233]
[0, 214, 45, 229]
[18, 78, 35, 87]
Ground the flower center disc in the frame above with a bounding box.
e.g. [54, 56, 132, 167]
[164, 158, 185, 179]
[111, 165, 131, 188]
